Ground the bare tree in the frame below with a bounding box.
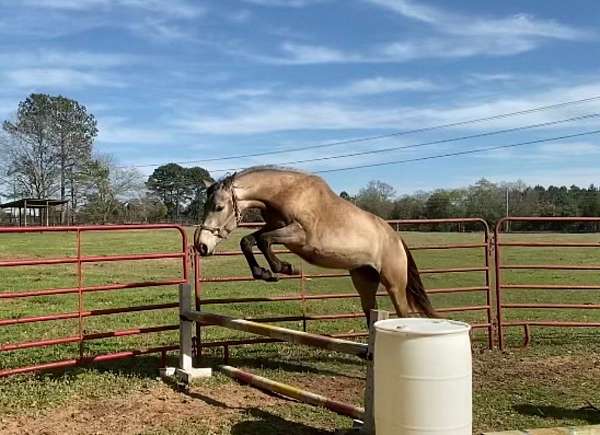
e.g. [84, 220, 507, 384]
[1, 105, 60, 198]
[78, 155, 144, 224]
[1, 94, 97, 215]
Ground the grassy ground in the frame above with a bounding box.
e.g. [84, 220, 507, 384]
[1, 227, 600, 434]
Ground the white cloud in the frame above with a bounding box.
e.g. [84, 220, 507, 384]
[280, 42, 361, 63]
[468, 73, 516, 83]
[171, 79, 600, 135]
[365, 0, 592, 41]
[200, 76, 437, 103]
[18, 0, 109, 10]
[15, 0, 205, 18]
[476, 141, 600, 162]
[119, 0, 204, 19]
[248, 1, 593, 65]
[212, 87, 275, 100]
[342, 77, 438, 95]
[227, 9, 252, 24]
[242, 0, 327, 7]
[97, 117, 175, 144]
[0, 50, 139, 69]
[537, 142, 600, 156]
[0, 49, 138, 91]
[4, 68, 125, 89]
[173, 101, 404, 134]
[309, 76, 439, 97]
[129, 18, 193, 42]
[244, 36, 539, 65]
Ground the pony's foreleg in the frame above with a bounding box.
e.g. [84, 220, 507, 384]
[255, 223, 305, 276]
[240, 230, 279, 282]
[256, 236, 298, 276]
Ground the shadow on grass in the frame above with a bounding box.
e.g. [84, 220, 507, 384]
[231, 408, 355, 435]
[28, 353, 167, 382]
[513, 404, 600, 424]
[199, 353, 364, 380]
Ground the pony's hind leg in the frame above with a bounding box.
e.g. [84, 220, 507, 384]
[350, 266, 380, 327]
[380, 263, 411, 318]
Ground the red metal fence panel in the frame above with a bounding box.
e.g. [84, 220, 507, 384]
[495, 217, 600, 349]
[0, 224, 188, 377]
[12, 216, 600, 376]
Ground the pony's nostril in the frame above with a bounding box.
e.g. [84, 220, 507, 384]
[199, 243, 209, 256]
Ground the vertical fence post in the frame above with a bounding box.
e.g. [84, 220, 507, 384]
[179, 283, 194, 374]
[361, 309, 389, 434]
[494, 222, 505, 350]
[193, 251, 202, 364]
[167, 283, 212, 382]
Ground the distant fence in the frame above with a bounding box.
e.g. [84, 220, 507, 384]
[495, 217, 600, 350]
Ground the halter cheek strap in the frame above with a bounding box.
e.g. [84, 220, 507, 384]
[197, 187, 242, 239]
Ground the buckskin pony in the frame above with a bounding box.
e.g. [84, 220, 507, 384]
[194, 166, 437, 323]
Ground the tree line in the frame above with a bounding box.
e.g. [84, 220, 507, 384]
[2, 93, 599, 228]
[348, 179, 600, 231]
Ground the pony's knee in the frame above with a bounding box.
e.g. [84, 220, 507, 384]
[240, 235, 255, 252]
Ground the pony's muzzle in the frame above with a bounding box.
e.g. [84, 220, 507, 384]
[197, 242, 209, 256]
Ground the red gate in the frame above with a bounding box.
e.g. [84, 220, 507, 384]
[495, 217, 600, 349]
[0, 225, 188, 377]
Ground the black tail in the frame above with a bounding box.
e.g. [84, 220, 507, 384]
[401, 239, 440, 318]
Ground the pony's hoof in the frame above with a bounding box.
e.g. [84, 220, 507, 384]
[264, 274, 279, 282]
[280, 262, 298, 275]
[253, 267, 279, 282]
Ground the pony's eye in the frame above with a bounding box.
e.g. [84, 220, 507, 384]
[215, 205, 224, 212]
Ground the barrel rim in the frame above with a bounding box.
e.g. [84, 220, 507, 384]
[373, 318, 471, 336]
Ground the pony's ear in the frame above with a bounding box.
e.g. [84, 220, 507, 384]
[202, 179, 213, 189]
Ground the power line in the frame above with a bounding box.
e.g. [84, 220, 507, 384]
[208, 113, 600, 173]
[314, 129, 600, 174]
[121, 95, 600, 169]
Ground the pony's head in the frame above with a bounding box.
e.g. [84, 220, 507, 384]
[194, 176, 240, 256]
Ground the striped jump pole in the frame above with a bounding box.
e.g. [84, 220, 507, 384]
[219, 365, 364, 420]
[170, 284, 377, 433]
[183, 310, 368, 359]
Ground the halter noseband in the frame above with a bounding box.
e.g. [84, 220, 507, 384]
[197, 186, 242, 239]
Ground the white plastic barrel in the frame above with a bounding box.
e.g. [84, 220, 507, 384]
[373, 318, 472, 435]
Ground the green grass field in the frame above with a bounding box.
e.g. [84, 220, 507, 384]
[1, 227, 600, 434]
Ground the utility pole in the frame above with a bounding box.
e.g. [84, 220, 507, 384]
[505, 187, 510, 232]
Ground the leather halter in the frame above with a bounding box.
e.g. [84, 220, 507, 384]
[197, 186, 242, 239]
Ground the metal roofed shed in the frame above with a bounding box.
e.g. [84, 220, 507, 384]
[0, 198, 68, 226]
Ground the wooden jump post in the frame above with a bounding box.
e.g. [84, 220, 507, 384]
[170, 283, 382, 433]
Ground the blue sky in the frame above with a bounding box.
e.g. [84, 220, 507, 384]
[1, 0, 600, 195]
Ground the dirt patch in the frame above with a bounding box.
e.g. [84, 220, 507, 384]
[0, 379, 279, 435]
[287, 374, 364, 407]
